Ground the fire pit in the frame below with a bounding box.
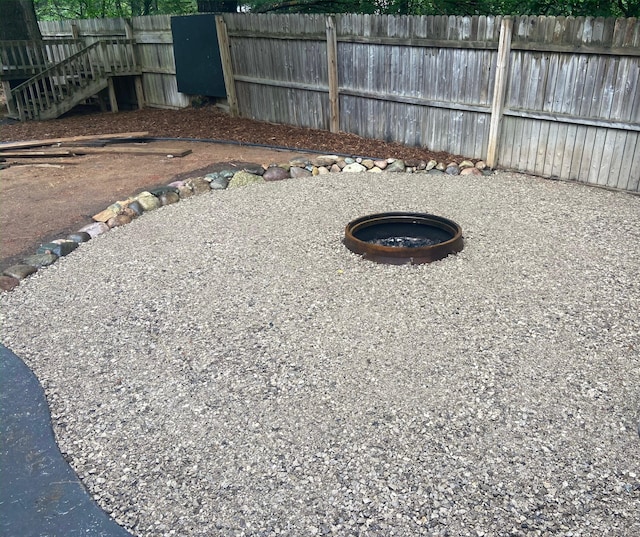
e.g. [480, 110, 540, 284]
[343, 212, 463, 265]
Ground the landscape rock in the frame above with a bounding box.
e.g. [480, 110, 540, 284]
[312, 155, 339, 167]
[66, 232, 92, 243]
[368, 167, 383, 173]
[446, 165, 461, 175]
[158, 192, 180, 206]
[436, 162, 447, 171]
[78, 222, 109, 238]
[149, 186, 179, 197]
[425, 159, 437, 170]
[342, 163, 367, 173]
[459, 160, 475, 169]
[242, 163, 265, 176]
[37, 241, 77, 257]
[228, 171, 265, 188]
[461, 167, 483, 176]
[0, 275, 19, 291]
[3, 264, 37, 280]
[317, 167, 329, 175]
[330, 164, 342, 173]
[92, 203, 122, 223]
[476, 160, 487, 170]
[135, 192, 162, 211]
[428, 169, 446, 176]
[126, 201, 144, 216]
[386, 159, 406, 173]
[178, 185, 194, 198]
[263, 166, 290, 182]
[186, 178, 211, 195]
[289, 157, 310, 168]
[374, 160, 388, 170]
[209, 177, 229, 190]
[289, 166, 312, 179]
[120, 207, 138, 220]
[361, 159, 375, 169]
[22, 253, 58, 269]
[206, 170, 235, 181]
[107, 214, 133, 228]
[206, 171, 234, 190]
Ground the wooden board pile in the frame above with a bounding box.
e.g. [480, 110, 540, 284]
[0, 132, 192, 169]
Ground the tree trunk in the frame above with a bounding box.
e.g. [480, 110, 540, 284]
[0, 0, 42, 41]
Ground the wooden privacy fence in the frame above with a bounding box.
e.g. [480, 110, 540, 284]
[217, 14, 640, 193]
[24, 13, 640, 192]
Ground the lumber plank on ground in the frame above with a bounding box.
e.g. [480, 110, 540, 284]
[4, 163, 70, 169]
[0, 132, 149, 151]
[0, 146, 191, 159]
[74, 146, 192, 157]
[0, 150, 76, 158]
[6, 160, 79, 166]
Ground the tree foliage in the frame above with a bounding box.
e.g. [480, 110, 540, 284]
[28, 0, 640, 20]
[33, 0, 198, 19]
[249, 0, 639, 16]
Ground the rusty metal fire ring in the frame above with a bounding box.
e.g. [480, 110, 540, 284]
[343, 212, 464, 265]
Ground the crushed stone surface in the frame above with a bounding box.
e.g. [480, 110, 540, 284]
[1, 171, 639, 536]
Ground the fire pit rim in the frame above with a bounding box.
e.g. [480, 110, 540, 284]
[343, 211, 464, 265]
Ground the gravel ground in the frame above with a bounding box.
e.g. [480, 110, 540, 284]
[1, 171, 639, 537]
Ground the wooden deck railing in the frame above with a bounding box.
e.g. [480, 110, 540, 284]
[0, 38, 85, 80]
[7, 38, 138, 121]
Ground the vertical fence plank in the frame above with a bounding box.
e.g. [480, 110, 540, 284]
[216, 15, 238, 117]
[326, 16, 340, 133]
[487, 16, 513, 168]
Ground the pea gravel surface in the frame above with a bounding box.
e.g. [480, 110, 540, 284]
[1, 171, 639, 537]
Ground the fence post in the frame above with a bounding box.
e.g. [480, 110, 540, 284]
[215, 15, 238, 117]
[486, 16, 513, 169]
[326, 16, 340, 133]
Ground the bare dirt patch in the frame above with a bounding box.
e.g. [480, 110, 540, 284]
[0, 106, 466, 273]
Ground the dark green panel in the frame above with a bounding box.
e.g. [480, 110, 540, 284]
[171, 14, 226, 97]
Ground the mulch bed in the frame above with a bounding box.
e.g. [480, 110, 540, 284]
[0, 105, 465, 163]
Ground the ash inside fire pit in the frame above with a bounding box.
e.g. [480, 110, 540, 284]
[344, 212, 464, 265]
[368, 236, 442, 248]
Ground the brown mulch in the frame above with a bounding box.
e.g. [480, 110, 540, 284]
[0, 105, 464, 163]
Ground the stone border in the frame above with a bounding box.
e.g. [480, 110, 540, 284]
[0, 155, 490, 291]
